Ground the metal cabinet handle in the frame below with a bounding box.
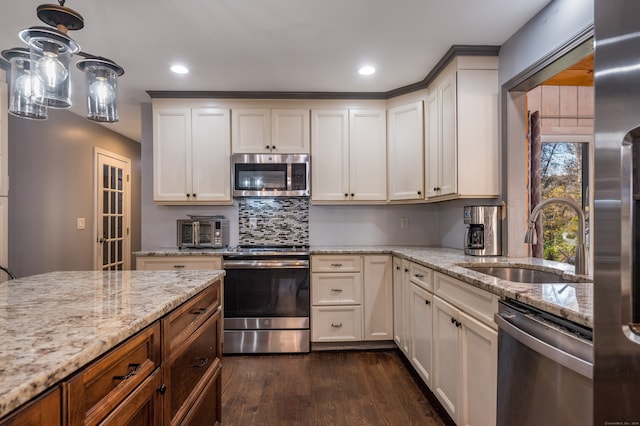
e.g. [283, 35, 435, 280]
[173, 265, 185, 269]
[331, 323, 343, 328]
[191, 307, 207, 315]
[414, 274, 424, 278]
[330, 263, 343, 267]
[331, 288, 343, 293]
[192, 357, 209, 368]
[113, 363, 141, 381]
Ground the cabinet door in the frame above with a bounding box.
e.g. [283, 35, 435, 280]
[460, 310, 497, 426]
[439, 71, 457, 197]
[432, 296, 462, 423]
[271, 109, 310, 153]
[0, 386, 60, 426]
[231, 108, 271, 153]
[153, 108, 191, 201]
[363, 255, 393, 341]
[191, 108, 231, 202]
[392, 257, 404, 348]
[311, 109, 350, 201]
[410, 282, 434, 387]
[425, 90, 439, 198]
[349, 109, 387, 201]
[388, 102, 424, 200]
[0, 197, 7, 272]
[99, 368, 162, 426]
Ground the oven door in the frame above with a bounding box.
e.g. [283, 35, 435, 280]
[223, 258, 310, 353]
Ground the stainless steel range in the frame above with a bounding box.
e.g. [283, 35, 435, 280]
[222, 246, 310, 354]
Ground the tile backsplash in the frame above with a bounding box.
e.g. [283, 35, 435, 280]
[238, 197, 309, 246]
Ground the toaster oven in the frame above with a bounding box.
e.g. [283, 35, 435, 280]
[177, 217, 229, 248]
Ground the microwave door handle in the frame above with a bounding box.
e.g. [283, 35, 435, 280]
[193, 221, 200, 246]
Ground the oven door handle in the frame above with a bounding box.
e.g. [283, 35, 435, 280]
[223, 259, 309, 269]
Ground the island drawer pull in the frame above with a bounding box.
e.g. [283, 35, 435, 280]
[192, 357, 209, 368]
[191, 307, 208, 315]
[113, 363, 141, 381]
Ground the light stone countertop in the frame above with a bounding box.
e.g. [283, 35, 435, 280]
[0, 270, 224, 420]
[134, 245, 593, 328]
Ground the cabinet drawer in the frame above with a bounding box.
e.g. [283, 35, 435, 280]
[179, 364, 222, 426]
[311, 272, 362, 305]
[65, 322, 161, 425]
[0, 386, 61, 426]
[434, 272, 498, 328]
[163, 281, 221, 354]
[311, 255, 361, 272]
[135, 256, 222, 270]
[409, 263, 432, 291]
[311, 306, 362, 342]
[164, 308, 222, 424]
[98, 368, 162, 426]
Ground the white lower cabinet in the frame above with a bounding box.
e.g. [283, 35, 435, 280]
[311, 254, 392, 343]
[409, 281, 434, 387]
[135, 256, 222, 270]
[432, 272, 498, 426]
[392, 257, 410, 356]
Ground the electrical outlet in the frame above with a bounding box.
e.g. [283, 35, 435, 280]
[249, 218, 258, 229]
[77, 217, 86, 230]
[400, 217, 409, 229]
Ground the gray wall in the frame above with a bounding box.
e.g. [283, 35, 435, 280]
[8, 108, 141, 277]
[498, 0, 593, 256]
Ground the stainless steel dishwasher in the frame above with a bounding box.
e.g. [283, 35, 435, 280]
[495, 299, 593, 426]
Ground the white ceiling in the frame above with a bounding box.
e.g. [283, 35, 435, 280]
[1, 0, 551, 142]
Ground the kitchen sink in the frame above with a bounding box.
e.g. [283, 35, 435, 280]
[463, 265, 571, 284]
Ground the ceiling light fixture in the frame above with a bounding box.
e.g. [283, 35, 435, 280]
[170, 65, 189, 74]
[1, 0, 125, 122]
[358, 66, 376, 76]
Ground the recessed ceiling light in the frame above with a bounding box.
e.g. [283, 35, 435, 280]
[170, 65, 189, 74]
[358, 66, 376, 76]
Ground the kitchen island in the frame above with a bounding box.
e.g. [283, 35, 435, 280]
[0, 269, 224, 423]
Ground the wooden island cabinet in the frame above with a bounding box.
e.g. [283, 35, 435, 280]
[0, 276, 222, 426]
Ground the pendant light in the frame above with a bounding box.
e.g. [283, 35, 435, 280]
[1, 48, 48, 120]
[1, 1, 125, 122]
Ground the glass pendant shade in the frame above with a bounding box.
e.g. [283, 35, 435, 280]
[1, 48, 48, 120]
[77, 58, 124, 123]
[18, 27, 80, 109]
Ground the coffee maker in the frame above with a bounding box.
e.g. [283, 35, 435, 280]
[463, 205, 502, 256]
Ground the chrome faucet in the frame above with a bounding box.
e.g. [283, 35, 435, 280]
[524, 197, 588, 276]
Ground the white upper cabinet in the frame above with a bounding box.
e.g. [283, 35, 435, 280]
[232, 108, 309, 153]
[425, 57, 499, 200]
[387, 101, 424, 201]
[153, 106, 231, 204]
[311, 108, 387, 203]
[0, 71, 7, 197]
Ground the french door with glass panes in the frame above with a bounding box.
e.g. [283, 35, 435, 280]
[95, 149, 131, 270]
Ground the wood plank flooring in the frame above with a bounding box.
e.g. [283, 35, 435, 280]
[221, 350, 449, 426]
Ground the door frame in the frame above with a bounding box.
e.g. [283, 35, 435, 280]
[93, 147, 132, 270]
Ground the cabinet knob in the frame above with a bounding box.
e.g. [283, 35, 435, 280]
[157, 384, 167, 395]
[186, 193, 191, 198]
[418, 190, 422, 195]
[344, 193, 349, 197]
[404, 268, 409, 273]
[272, 145, 276, 149]
[266, 145, 270, 149]
[425, 299, 431, 306]
[350, 193, 355, 197]
[192, 193, 197, 198]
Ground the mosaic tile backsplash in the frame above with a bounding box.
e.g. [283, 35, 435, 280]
[238, 197, 309, 246]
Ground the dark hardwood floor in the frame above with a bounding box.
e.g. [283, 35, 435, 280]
[221, 350, 449, 426]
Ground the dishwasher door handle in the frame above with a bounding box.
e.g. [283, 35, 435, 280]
[495, 312, 593, 379]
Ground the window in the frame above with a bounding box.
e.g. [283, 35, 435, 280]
[537, 135, 591, 263]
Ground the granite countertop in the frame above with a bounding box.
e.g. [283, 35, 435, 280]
[134, 245, 593, 328]
[0, 270, 224, 420]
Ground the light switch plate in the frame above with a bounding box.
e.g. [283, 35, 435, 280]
[77, 217, 86, 230]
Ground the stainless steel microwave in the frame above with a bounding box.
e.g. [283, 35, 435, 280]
[232, 153, 310, 197]
[177, 217, 229, 248]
